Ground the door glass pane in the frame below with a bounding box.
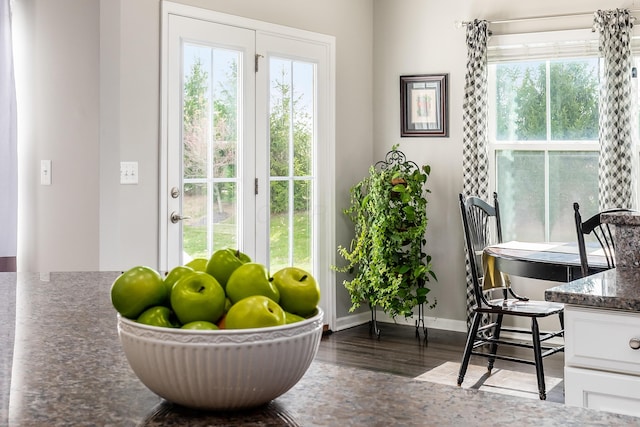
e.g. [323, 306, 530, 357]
[496, 150, 545, 241]
[293, 179, 312, 271]
[293, 62, 313, 176]
[180, 181, 237, 258]
[269, 57, 315, 272]
[182, 183, 207, 258]
[269, 58, 291, 178]
[268, 180, 312, 273]
[269, 180, 290, 272]
[182, 44, 240, 262]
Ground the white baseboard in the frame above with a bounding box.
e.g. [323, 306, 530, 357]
[334, 311, 563, 346]
[335, 311, 372, 331]
[335, 309, 467, 334]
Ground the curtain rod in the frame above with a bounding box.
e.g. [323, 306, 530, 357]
[457, 9, 640, 27]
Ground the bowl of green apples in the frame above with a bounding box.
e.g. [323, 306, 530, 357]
[112, 249, 323, 410]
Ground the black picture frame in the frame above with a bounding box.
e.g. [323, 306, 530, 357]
[400, 74, 449, 137]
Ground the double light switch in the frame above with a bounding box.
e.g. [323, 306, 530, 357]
[120, 161, 139, 185]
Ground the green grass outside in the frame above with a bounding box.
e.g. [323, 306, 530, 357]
[183, 211, 311, 273]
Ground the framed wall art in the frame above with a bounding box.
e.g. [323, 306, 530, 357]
[400, 74, 449, 137]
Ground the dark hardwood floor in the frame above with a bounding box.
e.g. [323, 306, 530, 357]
[315, 322, 565, 402]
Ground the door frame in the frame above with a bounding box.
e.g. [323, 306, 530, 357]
[159, 1, 337, 330]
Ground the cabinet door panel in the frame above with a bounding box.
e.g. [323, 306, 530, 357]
[565, 366, 640, 417]
[566, 306, 640, 375]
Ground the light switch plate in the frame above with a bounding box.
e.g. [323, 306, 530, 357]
[120, 161, 138, 185]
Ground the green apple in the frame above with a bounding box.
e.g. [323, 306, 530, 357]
[272, 267, 320, 316]
[205, 248, 251, 289]
[137, 306, 179, 328]
[284, 311, 305, 324]
[185, 257, 208, 272]
[170, 272, 226, 324]
[181, 320, 219, 330]
[226, 262, 280, 304]
[225, 295, 286, 329]
[111, 266, 167, 319]
[162, 265, 195, 304]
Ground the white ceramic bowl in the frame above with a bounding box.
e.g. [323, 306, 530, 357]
[117, 308, 324, 410]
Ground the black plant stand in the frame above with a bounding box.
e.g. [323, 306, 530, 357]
[415, 301, 428, 342]
[369, 305, 381, 339]
[368, 303, 427, 342]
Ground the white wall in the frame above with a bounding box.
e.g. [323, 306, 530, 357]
[14, 0, 637, 329]
[14, 0, 100, 272]
[98, 0, 163, 271]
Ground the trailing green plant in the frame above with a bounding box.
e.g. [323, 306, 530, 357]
[334, 146, 437, 319]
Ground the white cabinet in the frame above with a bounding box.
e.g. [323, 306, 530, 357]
[564, 305, 640, 417]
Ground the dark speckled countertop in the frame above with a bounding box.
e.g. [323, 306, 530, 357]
[545, 268, 640, 311]
[2, 272, 639, 426]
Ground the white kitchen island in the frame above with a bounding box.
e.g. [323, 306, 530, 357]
[545, 267, 640, 417]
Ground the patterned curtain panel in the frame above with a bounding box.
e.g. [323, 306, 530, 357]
[0, 0, 17, 272]
[462, 19, 490, 201]
[462, 20, 490, 327]
[594, 9, 637, 210]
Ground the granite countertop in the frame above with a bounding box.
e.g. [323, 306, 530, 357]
[2, 272, 639, 426]
[545, 267, 640, 311]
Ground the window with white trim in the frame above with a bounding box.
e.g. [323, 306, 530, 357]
[488, 29, 639, 242]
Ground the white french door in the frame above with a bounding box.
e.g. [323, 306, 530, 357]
[159, 3, 336, 328]
[163, 15, 256, 266]
[255, 33, 328, 274]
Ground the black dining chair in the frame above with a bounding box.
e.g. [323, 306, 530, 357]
[573, 202, 634, 278]
[458, 192, 565, 400]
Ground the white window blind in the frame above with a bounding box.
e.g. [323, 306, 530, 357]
[488, 29, 600, 63]
[488, 28, 640, 63]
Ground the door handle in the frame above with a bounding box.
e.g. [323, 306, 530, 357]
[170, 212, 191, 224]
[630, 337, 640, 350]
